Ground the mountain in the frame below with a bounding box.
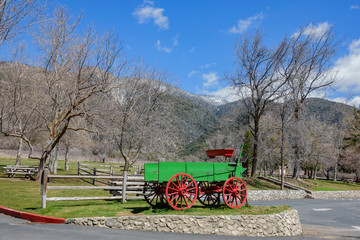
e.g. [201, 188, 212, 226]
[163, 95, 355, 160]
[199, 95, 228, 106]
[0, 62, 355, 162]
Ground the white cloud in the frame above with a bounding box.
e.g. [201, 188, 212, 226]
[188, 47, 196, 53]
[228, 13, 264, 34]
[156, 40, 172, 53]
[330, 96, 360, 107]
[350, 96, 360, 107]
[200, 63, 217, 69]
[133, 1, 169, 30]
[200, 86, 244, 102]
[172, 34, 179, 46]
[351, 5, 360, 10]
[187, 70, 199, 77]
[155, 34, 179, 53]
[333, 38, 360, 93]
[202, 72, 220, 87]
[293, 22, 332, 38]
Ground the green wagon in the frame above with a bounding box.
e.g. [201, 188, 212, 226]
[143, 148, 247, 210]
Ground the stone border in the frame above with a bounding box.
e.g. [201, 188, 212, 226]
[311, 191, 360, 199]
[248, 190, 307, 201]
[248, 190, 360, 201]
[65, 209, 302, 237]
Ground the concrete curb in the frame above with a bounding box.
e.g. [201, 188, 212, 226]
[0, 206, 65, 224]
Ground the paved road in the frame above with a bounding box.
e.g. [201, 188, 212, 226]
[1, 199, 359, 240]
[253, 198, 360, 239]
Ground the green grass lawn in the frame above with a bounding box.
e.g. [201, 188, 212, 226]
[0, 157, 292, 218]
[0, 176, 290, 219]
[300, 179, 360, 191]
[1, 157, 359, 219]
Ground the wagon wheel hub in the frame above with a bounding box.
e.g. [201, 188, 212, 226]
[232, 189, 240, 196]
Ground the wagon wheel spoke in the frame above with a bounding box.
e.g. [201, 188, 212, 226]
[167, 186, 179, 192]
[150, 193, 157, 203]
[223, 177, 247, 209]
[168, 191, 178, 196]
[170, 194, 179, 203]
[235, 196, 239, 206]
[166, 173, 197, 210]
[144, 182, 166, 207]
[235, 195, 243, 202]
[181, 195, 188, 206]
[184, 176, 190, 184]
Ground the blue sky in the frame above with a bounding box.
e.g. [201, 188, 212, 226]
[57, 0, 360, 105]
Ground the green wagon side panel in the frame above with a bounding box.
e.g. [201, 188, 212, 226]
[158, 162, 186, 183]
[186, 162, 214, 182]
[235, 164, 246, 179]
[144, 163, 159, 182]
[213, 163, 233, 181]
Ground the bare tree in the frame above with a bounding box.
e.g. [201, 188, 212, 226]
[280, 25, 337, 179]
[0, 46, 44, 165]
[226, 30, 288, 178]
[105, 63, 169, 202]
[278, 99, 293, 189]
[0, 6, 125, 175]
[339, 108, 360, 182]
[0, 0, 46, 46]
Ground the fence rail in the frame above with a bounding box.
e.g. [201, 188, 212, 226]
[77, 162, 143, 185]
[40, 170, 145, 208]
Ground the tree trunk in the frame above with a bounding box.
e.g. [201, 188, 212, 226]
[49, 150, 54, 173]
[251, 118, 259, 178]
[53, 144, 59, 174]
[334, 160, 337, 181]
[263, 158, 267, 177]
[121, 160, 130, 203]
[292, 105, 301, 180]
[65, 145, 70, 171]
[15, 138, 23, 166]
[37, 154, 48, 179]
[258, 160, 263, 177]
[326, 170, 330, 180]
[280, 130, 285, 190]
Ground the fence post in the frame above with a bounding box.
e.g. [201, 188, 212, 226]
[122, 170, 127, 203]
[110, 163, 113, 176]
[93, 168, 96, 185]
[78, 162, 80, 176]
[41, 169, 50, 209]
[138, 165, 141, 175]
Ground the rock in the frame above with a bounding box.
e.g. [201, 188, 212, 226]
[65, 209, 302, 237]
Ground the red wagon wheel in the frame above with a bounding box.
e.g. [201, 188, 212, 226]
[222, 177, 247, 209]
[197, 181, 220, 206]
[166, 173, 198, 210]
[143, 182, 166, 207]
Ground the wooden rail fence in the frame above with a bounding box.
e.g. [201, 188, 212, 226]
[77, 162, 143, 185]
[40, 169, 145, 208]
